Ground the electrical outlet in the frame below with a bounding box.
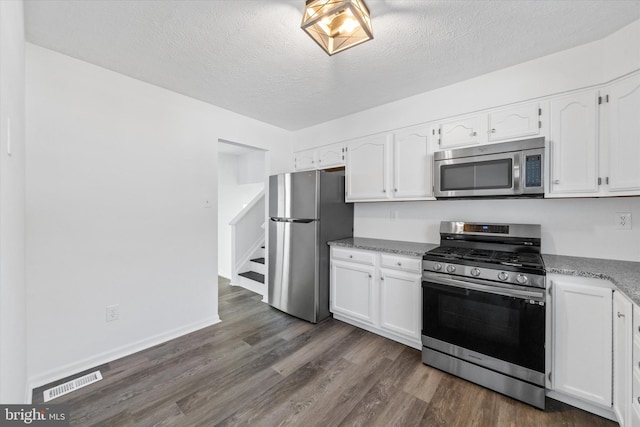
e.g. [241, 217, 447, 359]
[106, 304, 119, 322]
[615, 212, 632, 230]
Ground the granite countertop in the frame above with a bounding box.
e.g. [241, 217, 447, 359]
[328, 237, 640, 305]
[328, 237, 437, 257]
[543, 254, 640, 306]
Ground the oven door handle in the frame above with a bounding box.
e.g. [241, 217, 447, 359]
[423, 274, 545, 301]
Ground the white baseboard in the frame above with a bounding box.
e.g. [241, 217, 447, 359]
[332, 314, 422, 350]
[545, 390, 617, 421]
[26, 315, 221, 403]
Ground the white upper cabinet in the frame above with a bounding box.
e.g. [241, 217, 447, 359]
[547, 71, 640, 198]
[316, 143, 345, 169]
[392, 124, 433, 199]
[345, 126, 434, 202]
[293, 148, 316, 171]
[293, 142, 345, 171]
[488, 103, 542, 142]
[432, 101, 544, 151]
[606, 73, 640, 194]
[548, 90, 600, 195]
[435, 114, 483, 149]
[345, 133, 392, 201]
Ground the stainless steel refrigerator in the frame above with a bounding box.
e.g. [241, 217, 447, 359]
[268, 170, 353, 323]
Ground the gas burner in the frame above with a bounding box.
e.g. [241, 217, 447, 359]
[463, 249, 493, 261]
[492, 251, 544, 269]
[427, 246, 469, 259]
[422, 221, 546, 284]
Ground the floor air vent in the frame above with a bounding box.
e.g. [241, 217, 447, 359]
[43, 370, 103, 402]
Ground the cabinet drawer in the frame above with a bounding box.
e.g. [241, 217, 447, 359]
[380, 254, 421, 273]
[331, 247, 375, 265]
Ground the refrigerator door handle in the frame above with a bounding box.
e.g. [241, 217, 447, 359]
[270, 217, 316, 224]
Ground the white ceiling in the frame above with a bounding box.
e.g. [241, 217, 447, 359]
[24, 0, 640, 131]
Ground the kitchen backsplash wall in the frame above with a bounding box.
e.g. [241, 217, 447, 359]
[354, 197, 640, 262]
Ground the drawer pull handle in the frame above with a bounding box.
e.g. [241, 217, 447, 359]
[368, 274, 372, 278]
[397, 262, 402, 266]
[381, 277, 385, 281]
[617, 312, 625, 318]
[349, 255, 353, 259]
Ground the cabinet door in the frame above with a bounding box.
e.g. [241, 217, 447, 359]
[345, 134, 391, 201]
[552, 276, 612, 406]
[316, 143, 345, 169]
[613, 291, 633, 427]
[548, 91, 600, 195]
[437, 114, 483, 149]
[330, 260, 376, 325]
[393, 125, 433, 199]
[488, 102, 541, 142]
[606, 74, 640, 194]
[379, 268, 421, 341]
[294, 149, 316, 171]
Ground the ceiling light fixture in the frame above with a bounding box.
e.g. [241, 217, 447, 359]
[301, 0, 373, 56]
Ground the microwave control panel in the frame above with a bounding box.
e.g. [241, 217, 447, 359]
[525, 155, 542, 188]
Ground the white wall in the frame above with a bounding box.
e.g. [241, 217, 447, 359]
[355, 198, 640, 262]
[292, 19, 640, 262]
[25, 44, 291, 388]
[237, 150, 266, 185]
[294, 19, 640, 149]
[218, 152, 264, 278]
[0, 0, 27, 404]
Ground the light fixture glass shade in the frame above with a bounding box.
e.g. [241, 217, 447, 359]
[301, 0, 373, 55]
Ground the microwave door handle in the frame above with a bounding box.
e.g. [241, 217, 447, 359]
[513, 152, 522, 194]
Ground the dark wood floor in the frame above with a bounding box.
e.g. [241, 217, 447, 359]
[33, 277, 617, 426]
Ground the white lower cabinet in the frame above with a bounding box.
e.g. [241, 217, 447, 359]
[550, 274, 613, 408]
[614, 290, 633, 426]
[632, 304, 640, 427]
[330, 247, 422, 349]
[379, 267, 421, 341]
[330, 259, 376, 325]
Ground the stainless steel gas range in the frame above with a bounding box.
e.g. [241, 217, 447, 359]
[421, 221, 546, 409]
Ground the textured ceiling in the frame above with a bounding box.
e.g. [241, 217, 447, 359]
[24, 0, 640, 131]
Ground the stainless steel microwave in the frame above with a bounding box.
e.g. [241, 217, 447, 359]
[434, 137, 545, 199]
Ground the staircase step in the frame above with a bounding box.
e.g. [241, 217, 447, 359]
[239, 271, 264, 284]
[250, 257, 265, 265]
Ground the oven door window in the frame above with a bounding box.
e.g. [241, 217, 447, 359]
[440, 158, 513, 191]
[422, 281, 544, 373]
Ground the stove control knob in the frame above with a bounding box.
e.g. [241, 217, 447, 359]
[516, 274, 528, 284]
[470, 268, 481, 277]
[446, 265, 456, 273]
[433, 263, 442, 271]
[498, 271, 509, 281]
